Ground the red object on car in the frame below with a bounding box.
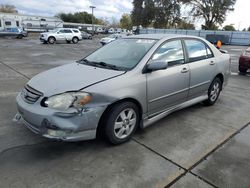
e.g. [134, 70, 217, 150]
[239, 47, 250, 73]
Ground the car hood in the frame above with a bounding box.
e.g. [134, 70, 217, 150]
[27, 63, 125, 96]
[101, 37, 113, 41]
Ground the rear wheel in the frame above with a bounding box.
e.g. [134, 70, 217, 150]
[239, 66, 247, 73]
[72, 37, 79, 44]
[204, 78, 222, 106]
[104, 102, 139, 145]
[48, 37, 56, 44]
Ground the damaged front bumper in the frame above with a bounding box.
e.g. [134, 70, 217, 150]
[14, 93, 106, 141]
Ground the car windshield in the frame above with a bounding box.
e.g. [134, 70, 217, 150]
[82, 38, 157, 70]
[109, 34, 118, 39]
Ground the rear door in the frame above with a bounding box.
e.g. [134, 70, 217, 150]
[184, 39, 216, 99]
[63, 29, 73, 41]
[146, 39, 190, 116]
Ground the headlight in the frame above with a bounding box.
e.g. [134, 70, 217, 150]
[44, 92, 92, 111]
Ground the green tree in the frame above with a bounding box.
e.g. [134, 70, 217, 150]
[183, 0, 236, 30]
[131, 0, 155, 27]
[120, 14, 132, 29]
[57, 12, 99, 24]
[0, 4, 18, 13]
[177, 19, 195, 30]
[223, 24, 236, 31]
[153, 0, 181, 28]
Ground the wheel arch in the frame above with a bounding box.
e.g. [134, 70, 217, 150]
[214, 73, 224, 89]
[96, 97, 143, 137]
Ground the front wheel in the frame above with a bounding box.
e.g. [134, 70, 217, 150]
[17, 34, 23, 39]
[204, 78, 222, 106]
[104, 102, 139, 145]
[72, 37, 79, 44]
[48, 37, 56, 44]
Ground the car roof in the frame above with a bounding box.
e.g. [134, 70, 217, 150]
[125, 34, 202, 40]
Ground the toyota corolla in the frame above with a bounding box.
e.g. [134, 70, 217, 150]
[14, 34, 231, 144]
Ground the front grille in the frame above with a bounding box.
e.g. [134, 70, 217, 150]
[21, 85, 43, 104]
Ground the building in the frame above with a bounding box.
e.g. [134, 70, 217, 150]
[0, 12, 63, 32]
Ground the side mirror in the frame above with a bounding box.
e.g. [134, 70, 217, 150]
[57, 31, 60, 34]
[144, 60, 168, 73]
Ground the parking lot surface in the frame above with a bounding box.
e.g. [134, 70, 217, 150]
[0, 37, 249, 188]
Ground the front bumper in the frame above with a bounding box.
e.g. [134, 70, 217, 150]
[15, 93, 106, 141]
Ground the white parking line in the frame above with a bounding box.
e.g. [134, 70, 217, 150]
[0, 92, 19, 97]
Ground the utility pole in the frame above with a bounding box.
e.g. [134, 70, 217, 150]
[89, 6, 96, 34]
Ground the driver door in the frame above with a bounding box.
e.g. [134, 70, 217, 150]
[146, 39, 190, 116]
[57, 29, 66, 41]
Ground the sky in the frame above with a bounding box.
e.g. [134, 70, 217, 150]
[0, 0, 249, 30]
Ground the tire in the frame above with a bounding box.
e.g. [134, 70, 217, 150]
[204, 77, 222, 106]
[17, 34, 23, 39]
[72, 37, 79, 44]
[104, 102, 139, 145]
[66, 40, 71, 44]
[48, 36, 56, 44]
[239, 66, 247, 73]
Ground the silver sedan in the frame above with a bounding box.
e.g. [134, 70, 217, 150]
[14, 34, 231, 144]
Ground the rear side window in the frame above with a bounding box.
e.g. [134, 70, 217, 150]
[185, 39, 213, 62]
[152, 40, 184, 67]
[73, 30, 79, 33]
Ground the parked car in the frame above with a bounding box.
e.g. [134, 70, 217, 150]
[239, 47, 250, 73]
[14, 34, 230, 144]
[108, 28, 115, 34]
[0, 27, 28, 39]
[81, 31, 92, 39]
[40, 28, 82, 44]
[100, 34, 123, 45]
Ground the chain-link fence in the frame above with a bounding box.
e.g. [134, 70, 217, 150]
[139, 28, 250, 46]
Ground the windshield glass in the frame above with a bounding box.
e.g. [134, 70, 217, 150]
[84, 38, 157, 70]
[109, 34, 119, 39]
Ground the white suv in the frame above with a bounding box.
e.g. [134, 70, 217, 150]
[40, 28, 82, 44]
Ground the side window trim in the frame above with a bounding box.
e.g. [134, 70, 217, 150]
[184, 38, 214, 63]
[150, 38, 185, 68]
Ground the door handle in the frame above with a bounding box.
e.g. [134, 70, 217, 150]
[209, 61, 215, 65]
[181, 67, 189, 73]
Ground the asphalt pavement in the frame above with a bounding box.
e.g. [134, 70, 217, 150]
[0, 37, 249, 188]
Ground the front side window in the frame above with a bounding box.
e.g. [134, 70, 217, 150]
[58, 29, 65, 33]
[84, 39, 157, 70]
[73, 29, 79, 33]
[185, 40, 208, 62]
[0, 20, 1, 27]
[152, 40, 184, 67]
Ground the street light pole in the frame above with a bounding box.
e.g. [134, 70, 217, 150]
[89, 6, 96, 34]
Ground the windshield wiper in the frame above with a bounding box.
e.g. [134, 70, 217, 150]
[98, 61, 120, 70]
[77, 59, 98, 67]
[77, 59, 121, 70]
